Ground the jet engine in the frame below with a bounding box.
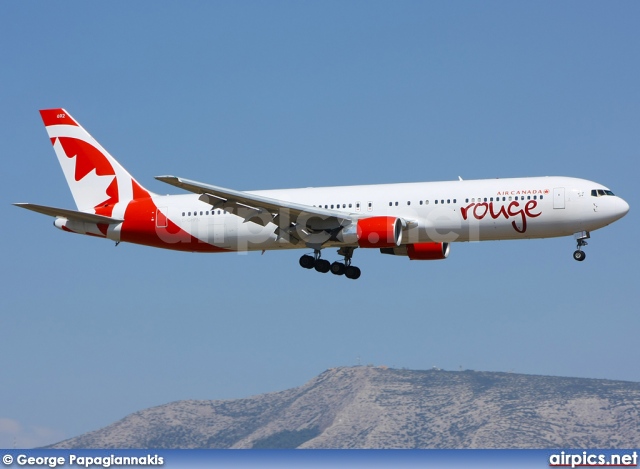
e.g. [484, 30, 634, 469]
[355, 216, 403, 248]
[380, 242, 450, 260]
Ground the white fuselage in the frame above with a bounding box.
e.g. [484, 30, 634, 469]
[137, 176, 628, 252]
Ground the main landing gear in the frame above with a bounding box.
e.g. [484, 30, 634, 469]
[573, 231, 590, 262]
[299, 247, 361, 280]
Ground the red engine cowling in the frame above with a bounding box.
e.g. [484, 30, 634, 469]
[356, 216, 403, 248]
[380, 242, 450, 260]
[407, 242, 450, 260]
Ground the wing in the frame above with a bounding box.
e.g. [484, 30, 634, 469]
[155, 175, 356, 245]
[14, 203, 123, 224]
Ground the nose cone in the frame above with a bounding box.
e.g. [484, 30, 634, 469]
[613, 196, 630, 221]
[592, 195, 630, 229]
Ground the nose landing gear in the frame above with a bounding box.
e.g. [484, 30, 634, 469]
[573, 231, 590, 262]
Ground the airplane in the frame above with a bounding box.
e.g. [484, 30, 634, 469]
[14, 108, 630, 280]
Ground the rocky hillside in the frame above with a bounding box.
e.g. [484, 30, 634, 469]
[50, 366, 640, 448]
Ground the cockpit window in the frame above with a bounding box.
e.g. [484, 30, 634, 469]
[591, 189, 616, 197]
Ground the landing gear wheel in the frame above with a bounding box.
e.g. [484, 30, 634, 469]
[330, 262, 346, 275]
[573, 232, 589, 263]
[314, 259, 331, 273]
[299, 254, 315, 269]
[573, 250, 586, 262]
[345, 266, 361, 280]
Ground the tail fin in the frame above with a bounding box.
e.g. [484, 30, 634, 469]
[39, 109, 155, 217]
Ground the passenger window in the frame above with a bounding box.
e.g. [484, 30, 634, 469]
[435, 200, 438, 204]
[407, 201, 411, 205]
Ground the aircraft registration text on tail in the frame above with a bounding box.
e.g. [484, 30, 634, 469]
[14, 108, 630, 280]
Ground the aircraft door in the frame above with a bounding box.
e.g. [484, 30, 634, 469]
[212, 212, 235, 248]
[553, 188, 565, 209]
[156, 207, 168, 228]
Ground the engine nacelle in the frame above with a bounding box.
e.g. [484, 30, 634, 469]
[355, 216, 403, 248]
[380, 242, 450, 260]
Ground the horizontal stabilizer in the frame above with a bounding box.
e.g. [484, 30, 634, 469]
[13, 203, 123, 224]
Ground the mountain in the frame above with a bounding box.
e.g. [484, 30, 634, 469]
[50, 366, 640, 448]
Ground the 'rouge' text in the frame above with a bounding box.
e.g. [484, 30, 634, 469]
[461, 200, 541, 233]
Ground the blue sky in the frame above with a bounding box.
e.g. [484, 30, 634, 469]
[1, 2, 638, 448]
